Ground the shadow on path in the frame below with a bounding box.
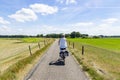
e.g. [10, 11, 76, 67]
[49, 59, 65, 66]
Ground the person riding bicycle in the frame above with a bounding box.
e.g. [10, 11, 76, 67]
[59, 34, 67, 50]
[58, 34, 68, 57]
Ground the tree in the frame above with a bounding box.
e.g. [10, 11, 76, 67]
[70, 31, 81, 38]
[81, 34, 89, 38]
[45, 33, 60, 38]
[93, 36, 100, 38]
[76, 32, 81, 38]
[65, 34, 70, 38]
[36, 34, 43, 37]
[70, 31, 76, 38]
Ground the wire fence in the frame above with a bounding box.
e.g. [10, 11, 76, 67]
[67, 40, 120, 79]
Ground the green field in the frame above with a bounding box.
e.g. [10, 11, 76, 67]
[68, 38, 120, 53]
[67, 38, 120, 80]
[21, 38, 44, 43]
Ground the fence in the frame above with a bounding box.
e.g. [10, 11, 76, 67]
[67, 40, 120, 80]
[68, 41, 84, 55]
[28, 39, 52, 56]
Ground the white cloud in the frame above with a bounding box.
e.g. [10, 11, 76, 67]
[88, 24, 120, 35]
[0, 17, 10, 24]
[17, 29, 23, 32]
[102, 18, 119, 24]
[61, 7, 68, 11]
[30, 4, 58, 15]
[40, 25, 64, 33]
[84, 0, 103, 8]
[66, 0, 77, 5]
[72, 22, 94, 27]
[16, 25, 68, 35]
[66, 22, 95, 34]
[0, 25, 11, 31]
[56, 0, 77, 5]
[8, 8, 37, 22]
[8, 3, 58, 22]
[65, 18, 120, 35]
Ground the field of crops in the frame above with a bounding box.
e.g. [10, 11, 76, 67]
[0, 38, 44, 74]
[67, 38, 120, 80]
[0, 38, 53, 80]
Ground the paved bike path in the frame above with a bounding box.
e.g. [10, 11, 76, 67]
[24, 40, 89, 80]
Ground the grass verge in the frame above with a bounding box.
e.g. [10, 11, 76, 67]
[0, 41, 53, 80]
[72, 52, 104, 80]
[69, 46, 106, 80]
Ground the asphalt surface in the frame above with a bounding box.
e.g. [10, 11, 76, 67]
[24, 40, 89, 80]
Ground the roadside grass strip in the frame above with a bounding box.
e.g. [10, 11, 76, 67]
[69, 48, 104, 80]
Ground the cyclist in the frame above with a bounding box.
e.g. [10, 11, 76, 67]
[58, 34, 68, 58]
[59, 34, 67, 51]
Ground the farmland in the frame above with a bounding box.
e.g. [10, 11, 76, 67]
[0, 38, 54, 80]
[0, 38, 44, 75]
[67, 38, 120, 80]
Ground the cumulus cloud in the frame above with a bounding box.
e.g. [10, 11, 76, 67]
[8, 3, 58, 22]
[8, 8, 37, 22]
[30, 4, 58, 15]
[0, 25, 11, 31]
[102, 18, 119, 24]
[0, 17, 10, 24]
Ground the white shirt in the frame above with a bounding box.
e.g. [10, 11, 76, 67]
[59, 38, 67, 48]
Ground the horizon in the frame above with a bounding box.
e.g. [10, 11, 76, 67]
[0, 0, 120, 35]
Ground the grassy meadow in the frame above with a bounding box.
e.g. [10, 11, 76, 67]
[68, 38, 120, 53]
[0, 38, 52, 80]
[67, 38, 120, 80]
[21, 37, 44, 43]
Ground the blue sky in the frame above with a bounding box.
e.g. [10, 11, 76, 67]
[0, 0, 120, 35]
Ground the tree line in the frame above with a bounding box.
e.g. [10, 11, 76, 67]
[0, 31, 86, 38]
[45, 31, 88, 38]
[0, 31, 120, 38]
[0, 31, 88, 38]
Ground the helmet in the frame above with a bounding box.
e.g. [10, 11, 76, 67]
[61, 33, 65, 37]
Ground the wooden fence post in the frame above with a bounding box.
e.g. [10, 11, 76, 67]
[29, 45, 32, 56]
[73, 42, 74, 49]
[82, 46, 84, 55]
[44, 40, 46, 46]
[38, 42, 40, 49]
[69, 41, 70, 45]
[46, 40, 48, 44]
